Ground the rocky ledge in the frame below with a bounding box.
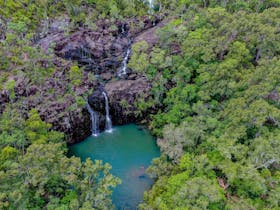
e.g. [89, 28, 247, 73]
[39, 16, 162, 75]
[87, 76, 151, 127]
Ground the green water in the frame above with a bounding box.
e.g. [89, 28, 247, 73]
[68, 124, 160, 209]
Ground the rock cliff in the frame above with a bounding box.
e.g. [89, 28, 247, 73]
[1, 15, 165, 143]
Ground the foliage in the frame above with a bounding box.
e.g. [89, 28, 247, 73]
[25, 109, 64, 144]
[128, 41, 150, 74]
[138, 3, 280, 210]
[0, 0, 150, 33]
[0, 143, 120, 209]
[5, 79, 16, 101]
[1, 0, 280, 209]
[0, 108, 120, 209]
[69, 65, 83, 86]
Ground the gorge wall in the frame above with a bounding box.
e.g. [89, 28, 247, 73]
[0, 14, 167, 144]
[0, 15, 165, 144]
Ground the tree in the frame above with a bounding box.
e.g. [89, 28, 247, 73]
[158, 122, 204, 162]
[25, 109, 64, 144]
[69, 65, 83, 86]
[128, 41, 149, 73]
[0, 143, 120, 209]
[5, 79, 16, 101]
[0, 106, 27, 152]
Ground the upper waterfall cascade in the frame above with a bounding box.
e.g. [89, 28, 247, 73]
[148, 0, 154, 8]
[118, 48, 131, 76]
[102, 92, 113, 132]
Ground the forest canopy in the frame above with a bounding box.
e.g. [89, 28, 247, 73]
[132, 2, 280, 210]
[0, 0, 280, 209]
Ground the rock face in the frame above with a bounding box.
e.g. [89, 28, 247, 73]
[104, 77, 151, 124]
[2, 67, 98, 144]
[88, 88, 106, 113]
[4, 15, 164, 144]
[39, 16, 162, 76]
[0, 15, 166, 144]
[34, 70, 99, 143]
[57, 108, 92, 144]
[54, 30, 130, 73]
[86, 76, 151, 129]
[0, 90, 9, 114]
[134, 17, 172, 49]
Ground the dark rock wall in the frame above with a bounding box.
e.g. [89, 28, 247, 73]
[52, 17, 164, 143]
[104, 77, 151, 125]
[1, 15, 164, 144]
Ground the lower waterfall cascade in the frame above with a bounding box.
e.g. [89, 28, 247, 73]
[86, 100, 99, 136]
[102, 91, 113, 133]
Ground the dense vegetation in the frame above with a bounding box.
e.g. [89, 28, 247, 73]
[0, 0, 148, 209]
[129, 1, 280, 209]
[1, 0, 280, 209]
[0, 108, 120, 209]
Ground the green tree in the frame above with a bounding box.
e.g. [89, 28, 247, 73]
[0, 143, 120, 209]
[25, 109, 64, 144]
[5, 79, 16, 101]
[128, 41, 149, 73]
[69, 65, 83, 86]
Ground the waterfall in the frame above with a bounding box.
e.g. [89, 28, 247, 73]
[121, 23, 126, 34]
[118, 48, 131, 76]
[148, 0, 154, 9]
[102, 92, 113, 132]
[86, 100, 99, 136]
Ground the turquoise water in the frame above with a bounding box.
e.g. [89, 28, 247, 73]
[68, 124, 160, 209]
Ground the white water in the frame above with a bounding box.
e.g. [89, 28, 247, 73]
[118, 48, 131, 76]
[86, 100, 99, 136]
[121, 23, 125, 34]
[102, 92, 113, 133]
[148, 0, 154, 8]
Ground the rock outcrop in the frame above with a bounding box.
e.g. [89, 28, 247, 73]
[54, 30, 130, 73]
[86, 76, 151, 129]
[0, 15, 166, 144]
[2, 68, 99, 143]
[49, 17, 165, 143]
[38, 16, 162, 76]
[104, 77, 151, 124]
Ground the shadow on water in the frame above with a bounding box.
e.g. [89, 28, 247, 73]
[68, 124, 160, 210]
